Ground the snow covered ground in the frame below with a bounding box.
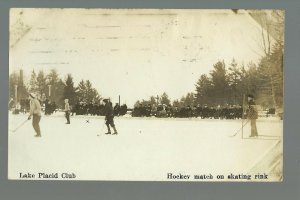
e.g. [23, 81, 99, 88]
[8, 112, 283, 182]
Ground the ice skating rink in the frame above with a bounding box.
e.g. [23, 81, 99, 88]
[8, 112, 283, 181]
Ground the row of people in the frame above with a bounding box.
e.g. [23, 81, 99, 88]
[71, 102, 127, 116]
[10, 98, 128, 117]
[131, 104, 245, 119]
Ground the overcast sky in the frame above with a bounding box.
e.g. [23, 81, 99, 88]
[9, 9, 268, 107]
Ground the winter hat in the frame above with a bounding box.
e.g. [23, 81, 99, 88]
[29, 93, 36, 98]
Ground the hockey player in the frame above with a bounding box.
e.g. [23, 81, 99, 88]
[28, 93, 42, 137]
[103, 99, 118, 135]
[247, 94, 258, 137]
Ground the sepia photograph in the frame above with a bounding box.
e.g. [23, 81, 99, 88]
[8, 8, 284, 181]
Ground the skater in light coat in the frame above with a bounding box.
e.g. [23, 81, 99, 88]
[28, 93, 42, 137]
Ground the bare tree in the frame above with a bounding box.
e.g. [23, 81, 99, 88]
[249, 10, 284, 108]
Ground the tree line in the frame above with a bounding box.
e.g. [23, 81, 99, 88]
[9, 69, 101, 108]
[135, 41, 283, 109]
[10, 41, 283, 110]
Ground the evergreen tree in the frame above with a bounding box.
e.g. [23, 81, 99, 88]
[75, 79, 101, 104]
[255, 43, 283, 109]
[54, 79, 66, 107]
[28, 70, 38, 93]
[36, 70, 47, 100]
[184, 92, 195, 106]
[227, 59, 245, 105]
[269, 42, 283, 107]
[46, 69, 64, 106]
[149, 96, 157, 105]
[85, 80, 93, 104]
[172, 99, 181, 108]
[46, 69, 59, 85]
[160, 92, 171, 105]
[63, 74, 77, 105]
[209, 61, 229, 105]
[195, 74, 212, 105]
[76, 80, 86, 102]
[90, 88, 101, 104]
[174, 92, 195, 108]
[134, 100, 141, 107]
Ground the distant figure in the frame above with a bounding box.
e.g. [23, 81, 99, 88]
[247, 94, 258, 137]
[119, 104, 128, 115]
[28, 93, 42, 137]
[103, 99, 118, 135]
[8, 98, 14, 110]
[64, 99, 71, 124]
[114, 103, 120, 116]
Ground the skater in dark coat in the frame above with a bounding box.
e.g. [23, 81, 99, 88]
[247, 94, 258, 137]
[28, 93, 42, 137]
[103, 99, 118, 135]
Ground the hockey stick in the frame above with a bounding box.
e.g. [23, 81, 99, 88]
[10, 119, 28, 133]
[230, 119, 250, 137]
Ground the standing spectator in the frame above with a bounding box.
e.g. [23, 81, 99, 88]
[64, 99, 71, 124]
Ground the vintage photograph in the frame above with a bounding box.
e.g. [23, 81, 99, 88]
[8, 8, 284, 181]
